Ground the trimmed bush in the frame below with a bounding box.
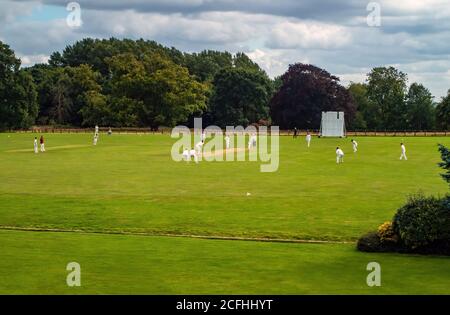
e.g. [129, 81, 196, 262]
[393, 194, 450, 251]
[357, 231, 382, 252]
[377, 221, 398, 244]
[357, 231, 401, 253]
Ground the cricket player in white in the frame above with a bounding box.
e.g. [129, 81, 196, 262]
[195, 140, 204, 156]
[400, 143, 407, 160]
[189, 149, 198, 163]
[351, 139, 358, 153]
[336, 147, 344, 164]
[248, 134, 257, 150]
[93, 134, 98, 146]
[182, 148, 190, 161]
[225, 135, 231, 149]
[306, 133, 312, 148]
[34, 137, 38, 154]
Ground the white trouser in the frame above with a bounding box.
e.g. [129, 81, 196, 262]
[307, 141, 311, 147]
[400, 153, 407, 160]
[34, 145, 38, 153]
[40, 144, 45, 152]
[337, 154, 344, 163]
[353, 146, 357, 152]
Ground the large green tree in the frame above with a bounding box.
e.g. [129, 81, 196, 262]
[347, 83, 374, 130]
[209, 67, 273, 127]
[49, 38, 183, 76]
[0, 41, 38, 130]
[184, 50, 233, 82]
[366, 67, 408, 130]
[406, 83, 435, 130]
[27, 64, 104, 126]
[106, 53, 208, 129]
[436, 90, 450, 130]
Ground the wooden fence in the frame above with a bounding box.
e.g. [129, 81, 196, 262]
[5, 127, 450, 137]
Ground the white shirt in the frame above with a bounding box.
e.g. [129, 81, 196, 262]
[306, 135, 311, 141]
[352, 141, 358, 147]
[34, 139, 38, 146]
[401, 145, 406, 153]
[336, 149, 344, 156]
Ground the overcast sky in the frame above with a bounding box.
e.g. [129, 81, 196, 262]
[1, 0, 450, 99]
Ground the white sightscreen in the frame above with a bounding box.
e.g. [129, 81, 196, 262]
[320, 111, 345, 137]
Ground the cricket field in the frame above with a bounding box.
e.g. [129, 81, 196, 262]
[0, 133, 449, 294]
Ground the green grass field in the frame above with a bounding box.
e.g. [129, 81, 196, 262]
[0, 133, 449, 294]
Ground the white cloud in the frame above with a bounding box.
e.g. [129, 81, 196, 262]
[268, 21, 352, 49]
[18, 53, 50, 66]
[1, 0, 450, 98]
[0, 0, 36, 23]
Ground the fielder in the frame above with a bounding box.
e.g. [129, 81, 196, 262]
[93, 134, 98, 146]
[39, 135, 45, 152]
[248, 134, 257, 150]
[306, 132, 312, 148]
[182, 148, 190, 161]
[400, 143, 407, 160]
[225, 135, 231, 150]
[190, 149, 198, 164]
[195, 140, 204, 156]
[336, 147, 345, 164]
[351, 139, 358, 153]
[34, 137, 38, 154]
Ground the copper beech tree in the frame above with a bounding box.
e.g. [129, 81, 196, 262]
[270, 63, 356, 129]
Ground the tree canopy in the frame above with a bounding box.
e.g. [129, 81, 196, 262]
[209, 67, 273, 127]
[0, 42, 38, 130]
[436, 90, 450, 130]
[0, 38, 447, 130]
[270, 63, 356, 129]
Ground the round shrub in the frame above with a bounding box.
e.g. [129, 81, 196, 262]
[357, 231, 401, 253]
[393, 194, 450, 250]
[377, 221, 398, 244]
[357, 231, 382, 252]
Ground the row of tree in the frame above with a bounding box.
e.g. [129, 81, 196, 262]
[1, 38, 450, 131]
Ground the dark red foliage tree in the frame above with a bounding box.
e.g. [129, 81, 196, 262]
[270, 63, 356, 129]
